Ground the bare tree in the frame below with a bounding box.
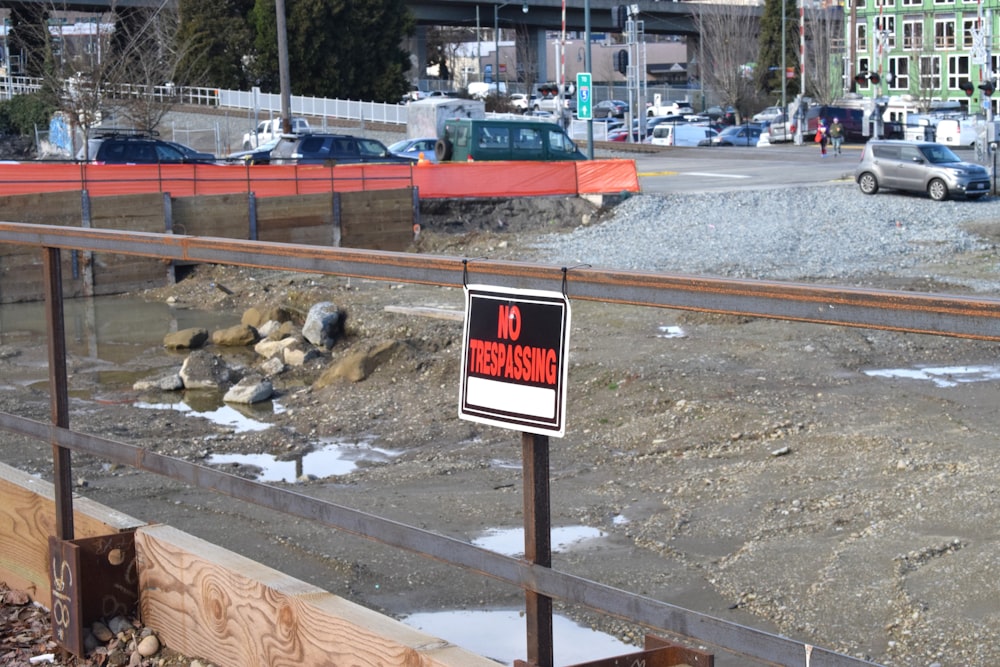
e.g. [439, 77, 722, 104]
[803, 2, 844, 104]
[26, 2, 199, 158]
[693, 2, 759, 122]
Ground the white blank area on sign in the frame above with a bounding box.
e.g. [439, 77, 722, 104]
[466, 376, 556, 419]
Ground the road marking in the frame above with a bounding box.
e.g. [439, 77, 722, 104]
[637, 170, 752, 180]
[686, 172, 752, 179]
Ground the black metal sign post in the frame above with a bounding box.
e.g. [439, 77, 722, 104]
[460, 281, 570, 667]
[522, 431, 553, 667]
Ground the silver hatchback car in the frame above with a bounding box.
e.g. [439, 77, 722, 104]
[855, 140, 990, 201]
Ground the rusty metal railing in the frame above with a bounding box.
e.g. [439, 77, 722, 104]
[5, 222, 1000, 666]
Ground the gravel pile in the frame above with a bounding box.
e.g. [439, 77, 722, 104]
[530, 184, 1000, 290]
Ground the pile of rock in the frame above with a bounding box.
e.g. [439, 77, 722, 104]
[135, 302, 346, 403]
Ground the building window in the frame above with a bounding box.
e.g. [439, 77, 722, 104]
[934, 0, 955, 5]
[902, 0, 922, 6]
[963, 17, 985, 48]
[857, 22, 868, 51]
[947, 54, 969, 89]
[920, 55, 941, 90]
[903, 19, 923, 49]
[888, 56, 909, 89]
[857, 56, 872, 86]
[935, 18, 956, 48]
[874, 15, 897, 49]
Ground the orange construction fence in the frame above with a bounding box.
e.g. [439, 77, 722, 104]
[0, 160, 639, 199]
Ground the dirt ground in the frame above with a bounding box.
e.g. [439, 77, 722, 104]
[3, 195, 1000, 667]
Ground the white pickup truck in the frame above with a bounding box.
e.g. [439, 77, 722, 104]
[241, 117, 311, 149]
[645, 94, 694, 118]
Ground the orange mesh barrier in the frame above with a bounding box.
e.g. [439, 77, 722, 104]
[0, 160, 639, 199]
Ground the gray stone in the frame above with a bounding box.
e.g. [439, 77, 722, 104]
[179, 350, 232, 389]
[302, 302, 345, 349]
[132, 371, 184, 391]
[224, 375, 273, 404]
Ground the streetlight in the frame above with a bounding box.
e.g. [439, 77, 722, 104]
[494, 0, 528, 94]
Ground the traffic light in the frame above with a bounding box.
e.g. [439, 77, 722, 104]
[979, 79, 996, 96]
[613, 5, 628, 30]
[854, 70, 880, 86]
[616, 49, 629, 75]
[960, 79, 975, 96]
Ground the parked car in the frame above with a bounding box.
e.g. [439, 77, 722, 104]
[270, 134, 417, 165]
[651, 123, 719, 147]
[387, 137, 438, 162]
[224, 136, 284, 165]
[241, 117, 311, 150]
[509, 93, 532, 111]
[854, 140, 990, 201]
[752, 105, 784, 124]
[702, 124, 763, 147]
[593, 99, 628, 119]
[704, 105, 737, 125]
[435, 118, 585, 161]
[86, 134, 217, 164]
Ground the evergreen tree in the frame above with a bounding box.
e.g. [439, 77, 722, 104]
[250, 0, 413, 103]
[756, 0, 798, 99]
[177, 0, 257, 89]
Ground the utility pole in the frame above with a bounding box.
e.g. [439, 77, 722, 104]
[275, 0, 292, 134]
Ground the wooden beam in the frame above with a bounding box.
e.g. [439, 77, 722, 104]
[135, 525, 498, 667]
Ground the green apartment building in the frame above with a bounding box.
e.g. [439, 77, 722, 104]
[849, 0, 997, 114]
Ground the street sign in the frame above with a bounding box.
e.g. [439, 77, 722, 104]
[577, 72, 592, 121]
[459, 284, 571, 437]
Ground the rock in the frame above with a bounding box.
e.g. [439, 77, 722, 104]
[211, 323, 259, 347]
[283, 346, 321, 367]
[163, 327, 209, 350]
[314, 341, 399, 387]
[91, 621, 113, 642]
[302, 302, 345, 349]
[260, 356, 286, 376]
[254, 336, 303, 360]
[242, 306, 294, 328]
[224, 376, 274, 404]
[108, 615, 132, 635]
[179, 350, 232, 389]
[133, 371, 184, 391]
[136, 633, 160, 657]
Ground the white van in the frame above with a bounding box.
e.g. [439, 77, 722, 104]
[651, 123, 717, 147]
[934, 118, 978, 148]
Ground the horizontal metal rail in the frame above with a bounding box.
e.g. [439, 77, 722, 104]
[2, 222, 1000, 340]
[0, 412, 875, 667]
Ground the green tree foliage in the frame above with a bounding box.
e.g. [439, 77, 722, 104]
[756, 0, 799, 98]
[177, 0, 257, 88]
[248, 0, 413, 102]
[0, 92, 55, 136]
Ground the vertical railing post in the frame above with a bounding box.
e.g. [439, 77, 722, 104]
[522, 432, 553, 667]
[43, 247, 73, 541]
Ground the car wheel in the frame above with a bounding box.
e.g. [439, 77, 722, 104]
[927, 178, 948, 201]
[434, 138, 453, 162]
[857, 172, 879, 195]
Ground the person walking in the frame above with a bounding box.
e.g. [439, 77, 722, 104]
[816, 119, 829, 157]
[829, 117, 844, 156]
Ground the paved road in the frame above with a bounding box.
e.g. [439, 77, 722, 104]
[627, 142, 863, 194]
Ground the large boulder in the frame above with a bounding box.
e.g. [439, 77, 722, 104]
[179, 350, 232, 389]
[163, 328, 208, 350]
[302, 302, 345, 349]
[211, 324, 259, 347]
[242, 306, 294, 329]
[223, 375, 274, 404]
[314, 341, 399, 387]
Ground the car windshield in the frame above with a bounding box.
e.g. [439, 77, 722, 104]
[388, 139, 410, 153]
[919, 144, 962, 164]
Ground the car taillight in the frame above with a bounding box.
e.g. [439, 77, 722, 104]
[789, 124, 796, 133]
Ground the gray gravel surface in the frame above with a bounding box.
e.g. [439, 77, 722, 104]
[530, 184, 1000, 290]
